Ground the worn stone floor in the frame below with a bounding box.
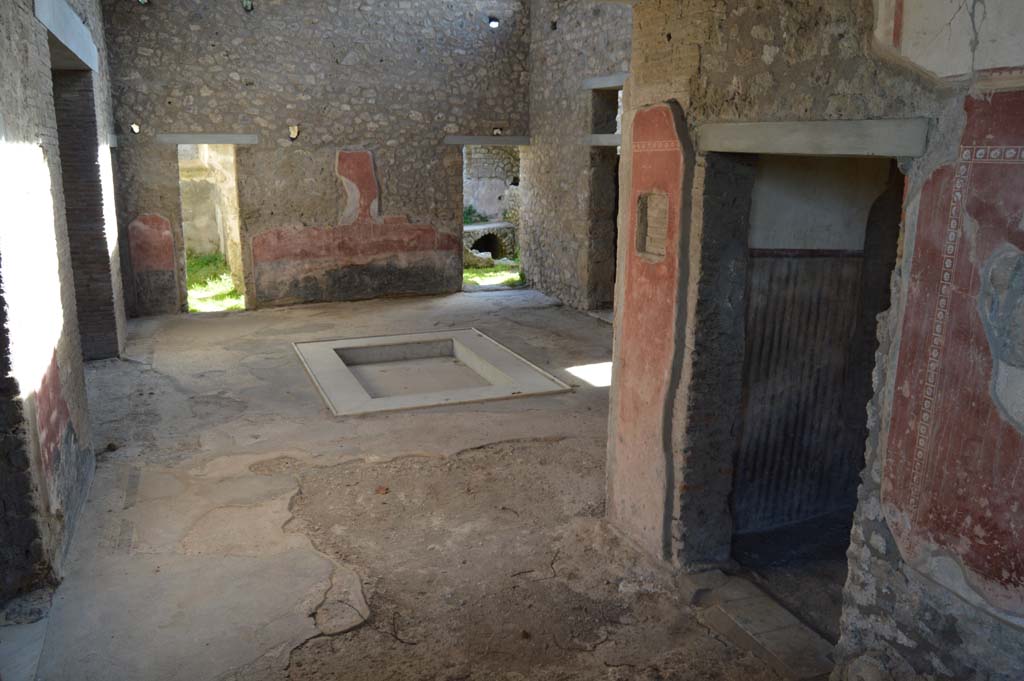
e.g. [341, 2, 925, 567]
[23, 290, 779, 680]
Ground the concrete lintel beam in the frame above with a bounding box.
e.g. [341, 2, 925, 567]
[443, 136, 530, 146]
[154, 133, 260, 145]
[696, 118, 930, 158]
[582, 73, 628, 91]
[585, 134, 622, 147]
[35, 0, 99, 71]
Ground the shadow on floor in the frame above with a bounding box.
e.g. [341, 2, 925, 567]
[732, 508, 854, 643]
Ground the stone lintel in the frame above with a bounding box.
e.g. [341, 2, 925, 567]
[582, 73, 628, 90]
[696, 118, 930, 158]
[154, 133, 260, 145]
[36, 0, 99, 71]
[443, 136, 530, 146]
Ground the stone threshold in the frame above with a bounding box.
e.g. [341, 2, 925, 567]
[681, 570, 835, 681]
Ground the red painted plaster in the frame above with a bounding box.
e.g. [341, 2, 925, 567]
[252, 220, 458, 269]
[609, 104, 688, 558]
[252, 150, 458, 300]
[128, 214, 175, 272]
[336, 149, 380, 222]
[893, 0, 904, 50]
[883, 92, 1024, 616]
[36, 351, 70, 480]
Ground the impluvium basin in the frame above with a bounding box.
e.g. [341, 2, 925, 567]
[294, 328, 570, 416]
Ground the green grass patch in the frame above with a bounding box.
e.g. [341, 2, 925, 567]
[463, 205, 489, 225]
[186, 252, 244, 313]
[463, 264, 524, 288]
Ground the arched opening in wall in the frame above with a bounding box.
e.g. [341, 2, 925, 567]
[462, 144, 522, 289]
[176, 144, 245, 312]
[729, 155, 905, 644]
[470, 234, 504, 260]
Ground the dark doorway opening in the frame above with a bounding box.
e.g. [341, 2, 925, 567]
[589, 87, 623, 312]
[730, 156, 905, 643]
[470, 234, 504, 260]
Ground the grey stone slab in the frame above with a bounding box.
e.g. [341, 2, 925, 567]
[464, 221, 514, 234]
[154, 133, 259, 145]
[35, 0, 98, 70]
[711, 575, 767, 604]
[701, 578, 836, 680]
[755, 625, 835, 680]
[443, 135, 530, 146]
[294, 328, 570, 416]
[695, 118, 929, 157]
[721, 595, 803, 635]
[585, 133, 622, 147]
[582, 73, 628, 90]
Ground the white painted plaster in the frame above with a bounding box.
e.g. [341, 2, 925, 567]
[748, 156, 891, 251]
[900, 0, 1024, 79]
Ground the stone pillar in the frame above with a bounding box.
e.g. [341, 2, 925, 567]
[607, 101, 694, 560]
[608, 100, 754, 569]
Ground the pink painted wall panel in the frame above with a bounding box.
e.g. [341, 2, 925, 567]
[608, 104, 689, 559]
[128, 214, 175, 273]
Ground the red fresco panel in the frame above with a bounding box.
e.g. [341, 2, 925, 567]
[609, 103, 688, 558]
[251, 150, 458, 300]
[336, 149, 380, 222]
[36, 351, 70, 481]
[883, 92, 1024, 618]
[128, 214, 175, 273]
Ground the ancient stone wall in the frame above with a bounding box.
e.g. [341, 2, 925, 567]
[102, 0, 530, 312]
[611, 1, 1024, 678]
[53, 70, 121, 360]
[519, 0, 631, 310]
[0, 0, 120, 601]
[463, 145, 520, 221]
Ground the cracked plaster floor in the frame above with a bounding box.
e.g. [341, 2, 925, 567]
[32, 290, 779, 680]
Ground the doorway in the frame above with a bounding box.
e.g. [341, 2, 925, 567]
[461, 145, 523, 289]
[730, 156, 904, 642]
[588, 86, 622, 313]
[176, 144, 244, 312]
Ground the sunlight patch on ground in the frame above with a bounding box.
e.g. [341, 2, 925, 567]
[566, 361, 613, 387]
[187, 253, 244, 312]
[463, 265, 523, 288]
